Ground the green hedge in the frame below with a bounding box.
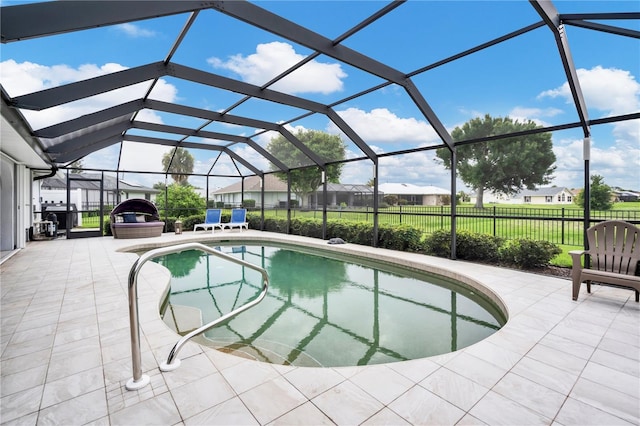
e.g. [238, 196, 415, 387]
[422, 229, 560, 269]
[246, 215, 423, 253]
[422, 228, 505, 262]
[499, 239, 562, 269]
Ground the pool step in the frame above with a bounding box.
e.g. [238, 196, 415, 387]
[198, 336, 324, 367]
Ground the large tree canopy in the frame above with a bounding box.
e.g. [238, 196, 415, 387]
[436, 114, 556, 209]
[267, 130, 346, 207]
[162, 147, 194, 185]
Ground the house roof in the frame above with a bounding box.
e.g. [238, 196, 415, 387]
[318, 183, 376, 194]
[516, 187, 573, 197]
[213, 175, 378, 195]
[378, 183, 450, 196]
[40, 172, 160, 193]
[212, 174, 287, 195]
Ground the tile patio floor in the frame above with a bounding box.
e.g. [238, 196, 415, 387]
[1, 231, 638, 425]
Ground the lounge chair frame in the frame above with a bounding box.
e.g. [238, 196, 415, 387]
[570, 220, 640, 302]
[223, 208, 248, 232]
[194, 209, 224, 233]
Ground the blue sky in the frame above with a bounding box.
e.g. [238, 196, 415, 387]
[1, 0, 638, 194]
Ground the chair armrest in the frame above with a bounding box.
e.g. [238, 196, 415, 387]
[569, 250, 587, 270]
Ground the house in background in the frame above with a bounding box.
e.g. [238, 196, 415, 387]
[613, 189, 640, 202]
[212, 175, 383, 208]
[311, 183, 381, 208]
[212, 175, 292, 208]
[469, 186, 575, 205]
[38, 172, 161, 211]
[378, 183, 450, 206]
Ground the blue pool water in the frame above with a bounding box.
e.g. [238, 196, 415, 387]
[157, 243, 505, 367]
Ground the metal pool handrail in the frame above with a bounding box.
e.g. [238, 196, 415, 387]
[126, 242, 269, 391]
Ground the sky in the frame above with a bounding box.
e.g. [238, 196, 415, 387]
[1, 0, 639, 195]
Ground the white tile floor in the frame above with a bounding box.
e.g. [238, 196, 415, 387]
[1, 231, 638, 425]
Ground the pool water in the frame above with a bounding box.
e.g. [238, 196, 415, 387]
[158, 244, 505, 367]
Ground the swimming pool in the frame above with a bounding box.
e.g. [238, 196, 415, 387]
[157, 243, 506, 367]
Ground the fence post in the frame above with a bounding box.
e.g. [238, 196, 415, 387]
[493, 206, 496, 236]
[399, 205, 402, 224]
[561, 208, 565, 245]
[440, 205, 444, 229]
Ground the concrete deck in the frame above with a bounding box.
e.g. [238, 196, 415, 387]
[1, 231, 638, 425]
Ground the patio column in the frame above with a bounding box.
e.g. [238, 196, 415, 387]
[583, 136, 591, 253]
[450, 147, 457, 260]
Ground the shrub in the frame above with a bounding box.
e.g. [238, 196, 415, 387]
[290, 218, 323, 238]
[383, 195, 398, 206]
[421, 229, 453, 257]
[378, 223, 422, 251]
[243, 199, 256, 208]
[500, 239, 562, 269]
[456, 230, 503, 262]
[423, 230, 559, 270]
[422, 229, 495, 259]
[216, 201, 225, 208]
[346, 222, 373, 245]
[103, 218, 112, 236]
[326, 220, 354, 241]
[263, 218, 284, 233]
[179, 214, 208, 231]
[246, 213, 261, 230]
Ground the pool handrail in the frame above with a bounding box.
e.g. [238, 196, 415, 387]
[126, 242, 269, 391]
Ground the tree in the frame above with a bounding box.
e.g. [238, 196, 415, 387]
[383, 194, 399, 206]
[162, 147, 194, 185]
[69, 159, 84, 173]
[456, 191, 470, 203]
[267, 130, 346, 207]
[155, 183, 204, 217]
[436, 114, 556, 209]
[574, 175, 613, 210]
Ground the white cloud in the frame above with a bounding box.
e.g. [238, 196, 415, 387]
[552, 137, 640, 189]
[329, 107, 440, 145]
[1, 60, 178, 129]
[208, 41, 346, 95]
[114, 23, 157, 38]
[1, 59, 127, 96]
[538, 66, 639, 143]
[539, 66, 640, 115]
[338, 149, 461, 190]
[508, 106, 564, 127]
[119, 141, 172, 176]
[538, 66, 640, 189]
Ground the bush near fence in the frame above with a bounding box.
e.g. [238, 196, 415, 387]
[422, 229, 561, 269]
[260, 205, 640, 247]
[247, 214, 561, 270]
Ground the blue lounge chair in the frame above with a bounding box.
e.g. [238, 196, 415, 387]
[223, 208, 248, 231]
[193, 209, 223, 233]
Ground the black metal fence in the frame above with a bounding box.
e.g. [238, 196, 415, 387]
[264, 206, 640, 247]
[80, 200, 639, 247]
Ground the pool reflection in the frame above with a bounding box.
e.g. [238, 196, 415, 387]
[159, 245, 504, 367]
